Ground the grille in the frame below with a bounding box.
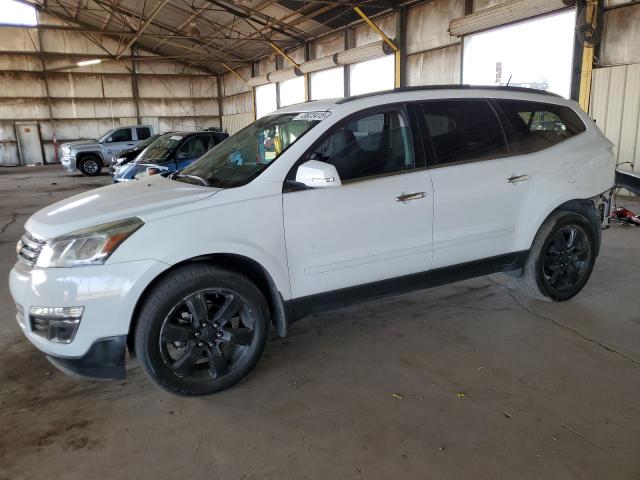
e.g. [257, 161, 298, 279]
[17, 232, 46, 268]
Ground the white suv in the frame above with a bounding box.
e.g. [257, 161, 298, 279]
[10, 87, 614, 396]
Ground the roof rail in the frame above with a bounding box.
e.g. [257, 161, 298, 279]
[335, 84, 562, 105]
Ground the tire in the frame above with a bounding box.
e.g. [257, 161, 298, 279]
[519, 211, 597, 302]
[134, 264, 270, 396]
[78, 156, 102, 176]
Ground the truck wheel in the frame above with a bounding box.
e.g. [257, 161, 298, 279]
[79, 156, 102, 176]
[134, 264, 270, 396]
[519, 211, 597, 302]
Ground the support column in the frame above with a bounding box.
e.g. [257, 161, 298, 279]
[130, 46, 142, 124]
[395, 6, 407, 88]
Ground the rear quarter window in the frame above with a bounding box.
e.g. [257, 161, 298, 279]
[496, 99, 586, 154]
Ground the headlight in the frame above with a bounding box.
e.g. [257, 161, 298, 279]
[36, 217, 143, 268]
[62, 147, 71, 156]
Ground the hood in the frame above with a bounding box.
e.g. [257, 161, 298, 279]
[61, 139, 99, 149]
[25, 174, 220, 239]
[116, 146, 142, 158]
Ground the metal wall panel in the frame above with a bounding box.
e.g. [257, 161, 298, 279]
[257, 56, 277, 76]
[222, 112, 254, 135]
[314, 33, 344, 58]
[473, 0, 512, 10]
[591, 64, 640, 173]
[407, 0, 463, 54]
[601, 4, 640, 66]
[407, 44, 462, 85]
[354, 14, 396, 47]
[0, 54, 43, 72]
[222, 66, 251, 96]
[0, 27, 39, 52]
[46, 73, 105, 98]
[222, 93, 253, 116]
[0, 72, 47, 97]
[0, 99, 49, 120]
[50, 99, 137, 119]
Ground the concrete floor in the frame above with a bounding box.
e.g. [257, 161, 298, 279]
[1, 166, 640, 480]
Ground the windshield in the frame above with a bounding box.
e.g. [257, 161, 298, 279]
[135, 134, 185, 164]
[136, 133, 161, 149]
[177, 112, 325, 188]
[98, 128, 116, 143]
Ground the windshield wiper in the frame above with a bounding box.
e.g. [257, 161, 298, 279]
[172, 172, 210, 186]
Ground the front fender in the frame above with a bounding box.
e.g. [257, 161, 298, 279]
[110, 192, 292, 300]
[75, 149, 105, 163]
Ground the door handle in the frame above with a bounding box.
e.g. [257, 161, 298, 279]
[507, 174, 529, 184]
[396, 192, 426, 202]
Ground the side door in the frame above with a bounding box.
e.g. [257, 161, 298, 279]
[104, 127, 135, 159]
[282, 105, 435, 301]
[175, 134, 210, 170]
[416, 99, 536, 270]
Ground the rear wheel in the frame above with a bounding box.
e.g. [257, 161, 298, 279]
[519, 211, 597, 301]
[134, 264, 269, 396]
[79, 156, 102, 176]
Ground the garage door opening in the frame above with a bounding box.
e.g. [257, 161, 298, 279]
[1, 0, 38, 25]
[462, 10, 576, 98]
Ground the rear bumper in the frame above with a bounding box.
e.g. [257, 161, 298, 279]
[47, 335, 127, 380]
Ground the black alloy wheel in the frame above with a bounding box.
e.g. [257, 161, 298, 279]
[134, 265, 269, 396]
[159, 289, 255, 380]
[519, 211, 597, 302]
[541, 225, 592, 296]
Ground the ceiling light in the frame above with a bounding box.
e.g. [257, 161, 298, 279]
[77, 59, 102, 67]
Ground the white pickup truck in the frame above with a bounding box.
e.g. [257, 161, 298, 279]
[60, 125, 155, 176]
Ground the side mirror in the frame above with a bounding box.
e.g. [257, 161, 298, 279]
[295, 160, 341, 189]
[106, 137, 113, 143]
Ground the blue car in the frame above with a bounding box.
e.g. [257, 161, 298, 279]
[112, 130, 228, 182]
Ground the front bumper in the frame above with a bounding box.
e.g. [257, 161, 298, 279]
[9, 258, 168, 377]
[47, 336, 127, 380]
[61, 155, 77, 173]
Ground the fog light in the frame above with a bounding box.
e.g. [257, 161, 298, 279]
[29, 306, 84, 344]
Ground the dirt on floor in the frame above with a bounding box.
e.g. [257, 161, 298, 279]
[1, 166, 640, 480]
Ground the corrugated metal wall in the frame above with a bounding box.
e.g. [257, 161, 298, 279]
[0, 12, 220, 166]
[589, 1, 640, 177]
[591, 65, 640, 173]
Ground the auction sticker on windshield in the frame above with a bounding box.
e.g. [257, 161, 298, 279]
[293, 111, 331, 121]
[170, 135, 183, 141]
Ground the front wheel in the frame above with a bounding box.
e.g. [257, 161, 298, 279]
[79, 156, 102, 176]
[134, 264, 269, 396]
[519, 211, 597, 301]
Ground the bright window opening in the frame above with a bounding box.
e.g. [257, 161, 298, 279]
[255, 83, 277, 119]
[279, 76, 305, 108]
[1, 0, 38, 25]
[463, 10, 576, 98]
[349, 55, 395, 96]
[310, 67, 345, 100]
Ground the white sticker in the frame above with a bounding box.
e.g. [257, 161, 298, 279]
[169, 135, 183, 141]
[293, 111, 331, 122]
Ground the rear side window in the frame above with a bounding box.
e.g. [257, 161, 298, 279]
[418, 100, 507, 165]
[495, 100, 586, 154]
[136, 127, 151, 140]
[110, 128, 132, 142]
